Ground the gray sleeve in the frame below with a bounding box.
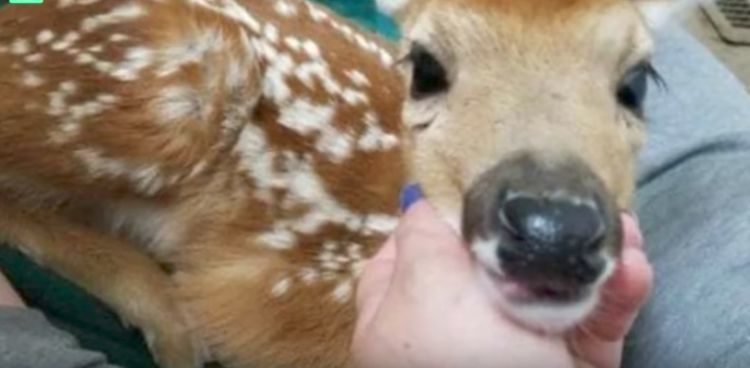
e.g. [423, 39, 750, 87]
[0, 306, 122, 368]
[623, 21, 750, 368]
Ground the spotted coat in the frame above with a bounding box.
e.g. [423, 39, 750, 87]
[0, 1, 406, 367]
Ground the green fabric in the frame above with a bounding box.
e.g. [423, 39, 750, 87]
[0, 247, 159, 368]
[311, 0, 401, 40]
[0, 2, 399, 367]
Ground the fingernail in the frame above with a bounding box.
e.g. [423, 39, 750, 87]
[399, 183, 423, 212]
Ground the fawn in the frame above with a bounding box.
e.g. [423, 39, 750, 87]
[0, 0, 673, 367]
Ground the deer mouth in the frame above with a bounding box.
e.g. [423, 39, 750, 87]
[481, 267, 594, 305]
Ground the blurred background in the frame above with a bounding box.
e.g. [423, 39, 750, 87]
[682, 0, 750, 90]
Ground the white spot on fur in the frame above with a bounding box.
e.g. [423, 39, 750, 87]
[259, 44, 295, 102]
[318, 129, 354, 162]
[358, 113, 399, 151]
[109, 33, 130, 43]
[332, 281, 353, 302]
[63, 31, 81, 45]
[60, 81, 77, 93]
[346, 70, 370, 87]
[263, 23, 279, 44]
[298, 268, 319, 285]
[354, 34, 370, 50]
[293, 60, 343, 96]
[50, 39, 72, 51]
[278, 98, 354, 162]
[323, 241, 338, 252]
[283, 36, 301, 52]
[87, 44, 104, 53]
[378, 49, 394, 66]
[301, 40, 321, 59]
[342, 89, 369, 106]
[257, 227, 296, 250]
[45, 81, 77, 118]
[21, 71, 44, 87]
[306, 2, 329, 22]
[96, 94, 119, 104]
[80, 3, 146, 33]
[36, 30, 55, 45]
[294, 61, 325, 88]
[111, 47, 153, 81]
[331, 21, 354, 41]
[233, 124, 277, 200]
[279, 98, 334, 135]
[11, 38, 30, 55]
[274, 1, 298, 17]
[271, 278, 292, 298]
[24, 53, 44, 63]
[75, 52, 96, 65]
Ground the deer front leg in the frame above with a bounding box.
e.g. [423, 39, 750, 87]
[0, 202, 201, 368]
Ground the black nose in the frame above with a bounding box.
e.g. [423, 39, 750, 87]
[496, 193, 607, 286]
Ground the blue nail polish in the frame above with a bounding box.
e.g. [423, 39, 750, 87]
[399, 183, 423, 212]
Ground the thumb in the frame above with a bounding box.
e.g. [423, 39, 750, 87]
[391, 200, 474, 291]
[568, 214, 652, 368]
[583, 213, 653, 341]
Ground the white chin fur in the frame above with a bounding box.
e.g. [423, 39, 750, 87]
[472, 237, 617, 333]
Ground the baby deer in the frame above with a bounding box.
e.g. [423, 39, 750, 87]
[0, 0, 672, 367]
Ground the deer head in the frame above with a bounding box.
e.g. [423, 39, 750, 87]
[380, 0, 674, 331]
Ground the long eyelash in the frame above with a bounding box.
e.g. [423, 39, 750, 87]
[644, 62, 668, 91]
[393, 40, 419, 67]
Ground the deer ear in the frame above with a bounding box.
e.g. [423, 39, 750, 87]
[634, 0, 698, 29]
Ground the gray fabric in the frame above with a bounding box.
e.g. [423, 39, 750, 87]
[624, 21, 750, 368]
[0, 307, 120, 368]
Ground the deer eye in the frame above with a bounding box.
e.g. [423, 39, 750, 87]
[617, 62, 661, 116]
[408, 43, 449, 99]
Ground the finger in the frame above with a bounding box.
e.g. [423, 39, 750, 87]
[354, 236, 398, 337]
[621, 213, 643, 250]
[394, 200, 468, 266]
[580, 215, 653, 341]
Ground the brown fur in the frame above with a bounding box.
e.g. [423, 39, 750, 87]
[0, 0, 659, 367]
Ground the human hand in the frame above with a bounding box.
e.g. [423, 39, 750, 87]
[567, 213, 652, 368]
[352, 198, 575, 368]
[351, 188, 652, 368]
[0, 270, 26, 307]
